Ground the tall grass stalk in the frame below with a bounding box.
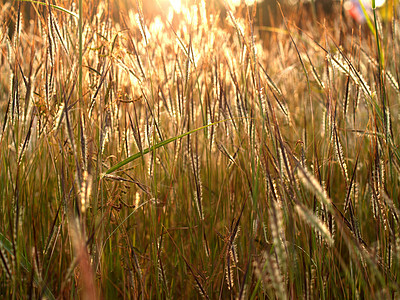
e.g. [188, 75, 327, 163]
[78, 0, 82, 103]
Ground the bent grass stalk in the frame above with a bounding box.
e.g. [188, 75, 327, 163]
[104, 119, 230, 175]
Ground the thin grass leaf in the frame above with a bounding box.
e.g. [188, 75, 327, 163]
[105, 119, 230, 174]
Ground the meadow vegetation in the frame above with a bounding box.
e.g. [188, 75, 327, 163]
[0, 0, 400, 298]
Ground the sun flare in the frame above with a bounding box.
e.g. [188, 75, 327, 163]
[168, 0, 183, 13]
[165, 0, 263, 14]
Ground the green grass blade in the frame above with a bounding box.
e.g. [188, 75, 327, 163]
[105, 120, 229, 174]
[356, 0, 376, 35]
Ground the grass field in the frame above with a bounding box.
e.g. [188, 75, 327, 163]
[1, 0, 400, 298]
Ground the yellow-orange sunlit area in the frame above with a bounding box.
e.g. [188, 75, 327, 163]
[168, 0, 183, 13]
[160, 0, 263, 13]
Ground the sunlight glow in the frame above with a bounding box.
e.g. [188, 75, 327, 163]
[228, 0, 264, 9]
[374, 0, 386, 7]
[166, 0, 264, 15]
[169, 0, 183, 13]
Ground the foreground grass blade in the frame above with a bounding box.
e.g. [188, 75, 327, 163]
[0, 233, 56, 300]
[356, 0, 376, 35]
[105, 120, 228, 174]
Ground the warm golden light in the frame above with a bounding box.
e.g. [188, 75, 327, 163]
[164, 0, 264, 15]
[168, 0, 183, 13]
[226, 0, 263, 10]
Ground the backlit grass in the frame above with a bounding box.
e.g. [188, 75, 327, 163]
[1, 0, 400, 298]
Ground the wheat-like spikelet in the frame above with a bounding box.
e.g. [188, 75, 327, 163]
[265, 73, 283, 96]
[333, 125, 349, 182]
[52, 102, 64, 133]
[371, 151, 388, 229]
[191, 152, 204, 220]
[225, 6, 245, 45]
[358, 47, 400, 94]
[385, 106, 391, 137]
[321, 106, 327, 138]
[5, 35, 14, 69]
[387, 236, 393, 269]
[45, 20, 56, 73]
[382, 192, 400, 221]
[263, 250, 287, 298]
[296, 204, 334, 246]
[44, 224, 61, 256]
[31, 246, 43, 281]
[225, 258, 235, 290]
[157, 256, 169, 294]
[203, 232, 210, 257]
[269, 196, 287, 273]
[17, 113, 34, 165]
[262, 222, 269, 244]
[130, 246, 143, 290]
[135, 13, 149, 47]
[80, 170, 93, 214]
[315, 203, 323, 244]
[230, 226, 240, 264]
[193, 278, 209, 299]
[12, 5, 22, 48]
[10, 71, 20, 127]
[353, 181, 359, 211]
[278, 146, 293, 184]
[298, 165, 332, 210]
[370, 182, 378, 220]
[328, 53, 372, 98]
[80, 114, 89, 172]
[309, 61, 325, 89]
[385, 70, 399, 92]
[51, 8, 69, 56]
[275, 94, 291, 126]
[257, 85, 267, 114]
[225, 220, 241, 290]
[252, 257, 266, 292]
[156, 237, 169, 291]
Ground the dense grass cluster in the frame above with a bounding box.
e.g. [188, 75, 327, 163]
[1, 0, 400, 298]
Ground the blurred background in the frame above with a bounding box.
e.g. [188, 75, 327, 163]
[0, 0, 397, 39]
